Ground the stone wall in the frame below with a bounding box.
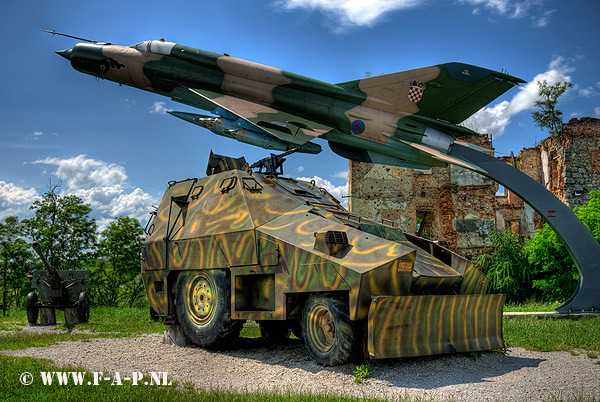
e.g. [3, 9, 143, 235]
[550, 117, 600, 208]
[349, 134, 497, 260]
[348, 117, 600, 260]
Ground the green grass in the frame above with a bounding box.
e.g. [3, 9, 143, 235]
[503, 299, 562, 312]
[0, 306, 164, 336]
[503, 315, 600, 352]
[0, 306, 164, 350]
[65, 306, 165, 335]
[239, 324, 260, 338]
[1, 303, 599, 401]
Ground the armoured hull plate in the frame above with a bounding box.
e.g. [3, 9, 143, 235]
[367, 294, 505, 359]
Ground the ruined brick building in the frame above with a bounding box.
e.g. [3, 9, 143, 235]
[348, 117, 600, 260]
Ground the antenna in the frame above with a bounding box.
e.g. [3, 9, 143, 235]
[40, 29, 111, 45]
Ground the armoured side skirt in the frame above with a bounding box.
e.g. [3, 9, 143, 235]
[367, 294, 506, 359]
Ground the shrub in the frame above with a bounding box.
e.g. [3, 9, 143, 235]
[525, 190, 600, 302]
[476, 229, 532, 302]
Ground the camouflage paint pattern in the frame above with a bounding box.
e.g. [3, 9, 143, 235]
[368, 294, 505, 359]
[141, 158, 504, 359]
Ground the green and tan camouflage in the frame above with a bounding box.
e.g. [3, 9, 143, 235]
[141, 153, 504, 365]
[49, 31, 524, 169]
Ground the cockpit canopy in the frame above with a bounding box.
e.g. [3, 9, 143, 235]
[132, 39, 176, 55]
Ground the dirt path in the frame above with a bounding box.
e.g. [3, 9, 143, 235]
[3, 328, 599, 401]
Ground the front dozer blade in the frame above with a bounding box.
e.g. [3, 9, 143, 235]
[367, 294, 505, 359]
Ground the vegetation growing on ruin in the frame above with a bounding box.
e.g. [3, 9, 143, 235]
[477, 190, 600, 303]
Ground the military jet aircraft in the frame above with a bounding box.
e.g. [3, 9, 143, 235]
[45, 30, 600, 312]
[45, 30, 524, 170]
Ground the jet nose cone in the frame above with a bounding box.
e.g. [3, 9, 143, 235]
[55, 49, 72, 61]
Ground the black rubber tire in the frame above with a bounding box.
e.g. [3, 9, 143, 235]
[77, 292, 90, 323]
[174, 270, 242, 348]
[258, 320, 290, 342]
[26, 292, 39, 325]
[301, 293, 361, 366]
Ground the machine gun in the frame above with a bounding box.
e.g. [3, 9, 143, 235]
[249, 147, 300, 176]
[27, 242, 90, 326]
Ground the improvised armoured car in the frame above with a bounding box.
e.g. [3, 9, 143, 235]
[141, 153, 504, 365]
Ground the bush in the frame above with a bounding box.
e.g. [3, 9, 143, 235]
[525, 190, 600, 302]
[475, 229, 532, 302]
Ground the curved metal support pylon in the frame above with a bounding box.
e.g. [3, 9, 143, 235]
[451, 143, 600, 313]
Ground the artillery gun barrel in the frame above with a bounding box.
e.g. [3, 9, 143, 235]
[31, 242, 62, 287]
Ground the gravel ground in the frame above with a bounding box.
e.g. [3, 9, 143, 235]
[3, 327, 599, 402]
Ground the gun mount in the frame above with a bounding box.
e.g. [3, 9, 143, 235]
[27, 242, 91, 326]
[249, 147, 300, 176]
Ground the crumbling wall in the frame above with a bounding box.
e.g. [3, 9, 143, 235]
[495, 117, 600, 238]
[551, 117, 600, 208]
[348, 118, 600, 260]
[348, 134, 496, 259]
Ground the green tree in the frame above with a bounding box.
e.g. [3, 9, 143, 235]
[525, 190, 600, 302]
[0, 216, 34, 309]
[90, 216, 144, 307]
[23, 185, 97, 270]
[531, 80, 573, 137]
[475, 229, 532, 302]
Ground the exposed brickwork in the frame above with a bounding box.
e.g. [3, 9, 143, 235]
[349, 134, 497, 260]
[348, 117, 600, 260]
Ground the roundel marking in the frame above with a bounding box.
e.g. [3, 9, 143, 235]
[351, 120, 365, 135]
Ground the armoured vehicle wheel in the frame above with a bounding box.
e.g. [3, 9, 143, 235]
[26, 292, 39, 325]
[175, 270, 242, 348]
[258, 321, 290, 341]
[77, 292, 90, 323]
[302, 293, 360, 366]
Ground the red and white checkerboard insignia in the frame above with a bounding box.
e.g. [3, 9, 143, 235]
[408, 80, 426, 103]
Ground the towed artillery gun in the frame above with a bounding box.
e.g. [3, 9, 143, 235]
[26, 242, 90, 326]
[142, 152, 505, 366]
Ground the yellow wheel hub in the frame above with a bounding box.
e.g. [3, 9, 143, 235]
[188, 273, 217, 326]
[307, 305, 335, 352]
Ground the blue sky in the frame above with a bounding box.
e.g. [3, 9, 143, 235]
[1, 0, 599, 229]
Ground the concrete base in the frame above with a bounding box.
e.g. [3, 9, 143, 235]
[163, 325, 192, 347]
[504, 311, 600, 318]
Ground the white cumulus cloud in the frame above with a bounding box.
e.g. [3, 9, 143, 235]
[31, 155, 157, 224]
[462, 56, 573, 138]
[296, 175, 348, 207]
[0, 181, 40, 207]
[32, 155, 127, 194]
[0, 181, 40, 220]
[276, 0, 422, 29]
[595, 107, 600, 118]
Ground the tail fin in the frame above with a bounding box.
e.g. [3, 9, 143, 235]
[337, 63, 525, 124]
